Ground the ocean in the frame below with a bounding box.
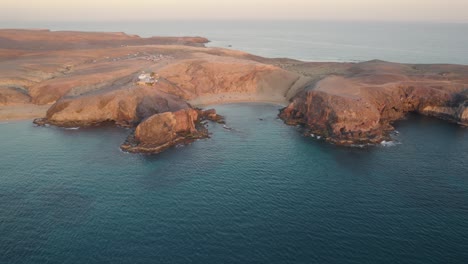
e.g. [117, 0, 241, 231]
[3, 20, 468, 64]
[1, 21, 468, 263]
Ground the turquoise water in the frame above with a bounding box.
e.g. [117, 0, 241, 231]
[1, 104, 467, 263]
[3, 20, 468, 64]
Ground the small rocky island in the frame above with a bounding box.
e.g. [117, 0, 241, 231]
[0, 29, 466, 153]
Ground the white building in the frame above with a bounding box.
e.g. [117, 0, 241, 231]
[137, 72, 157, 85]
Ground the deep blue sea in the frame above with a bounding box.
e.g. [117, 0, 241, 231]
[3, 20, 468, 64]
[1, 104, 467, 264]
[1, 21, 468, 263]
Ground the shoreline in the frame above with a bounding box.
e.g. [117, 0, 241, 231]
[191, 99, 288, 108]
[188, 93, 288, 108]
[1, 29, 466, 150]
[0, 97, 288, 122]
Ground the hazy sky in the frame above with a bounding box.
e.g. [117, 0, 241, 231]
[2, 0, 468, 22]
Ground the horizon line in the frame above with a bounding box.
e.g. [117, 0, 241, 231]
[1, 18, 468, 24]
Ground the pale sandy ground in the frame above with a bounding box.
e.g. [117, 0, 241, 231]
[188, 93, 288, 108]
[0, 104, 49, 121]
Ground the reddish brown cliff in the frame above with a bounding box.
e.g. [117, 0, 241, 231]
[121, 108, 223, 154]
[35, 85, 190, 127]
[155, 57, 301, 103]
[280, 61, 468, 145]
[1, 30, 467, 152]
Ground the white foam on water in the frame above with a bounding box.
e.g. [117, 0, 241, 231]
[119, 148, 131, 154]
[380, 140, 401, 147]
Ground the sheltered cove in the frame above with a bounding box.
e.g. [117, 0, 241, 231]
[0, 29, 467, 153]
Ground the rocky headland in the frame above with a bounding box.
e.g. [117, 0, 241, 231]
[121, 108, 223, 154]
[279, 61, 468, 145]
[0, 29, 466, 153]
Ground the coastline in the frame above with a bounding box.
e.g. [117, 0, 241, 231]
[0, 95, 288, 122]
[188, 93, 288, 108]
[1, 29, 466, 151]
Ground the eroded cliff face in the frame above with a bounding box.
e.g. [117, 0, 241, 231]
[155, 57, 303, 104]
[421, 101, 468, 125]
[36, 85, 190, 127]
[280, 89, 386, 145]
[121, 108, 223, 154]
[280, 61, 468, 145]
[125, 109, 200, 153]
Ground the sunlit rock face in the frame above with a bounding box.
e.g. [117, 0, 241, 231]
[1, 30, 467, 152]
[280, 61, 468, 145]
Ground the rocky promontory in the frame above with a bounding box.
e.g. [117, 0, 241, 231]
[279, 61, 468, 145]
[1, 29, 467, 153]
[34, 85, 191, 128]
[121, 108, 223, 154]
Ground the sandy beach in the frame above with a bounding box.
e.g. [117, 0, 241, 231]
[188, 93, 288, 108]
